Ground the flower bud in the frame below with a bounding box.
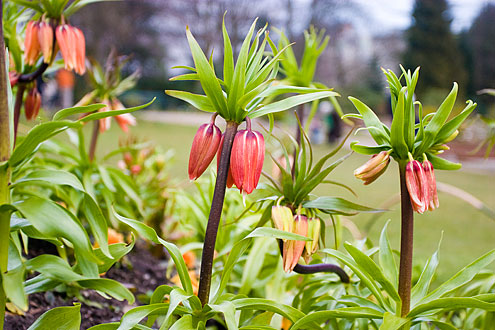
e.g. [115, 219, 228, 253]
[283, 214, 308, 272]
[405, 160, 429, 214]
[24, 21, 41, 66]
[38, 21, 53, 63]
[354, 151, 390, 185]
[25, 87, 41, 120]
[231, 128, 265, 194]
[271, 205, 293, 240]
[130, 164, 142, 175]
[444, 130, 459, 143]
[189, 122, 222, 180]
[216, 134, 234, 188]
[423, 160, 439, 211]
[305, 217, 320, 255]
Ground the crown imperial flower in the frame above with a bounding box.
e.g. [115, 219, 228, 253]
[24, 21, 41, 66]
[25, 87, 41, 120]
[283, 214, 308, 272]
[56, 24, 86, 75]
[354, 150, 391, 185]
[38, 21, 54, 63]
[189, 115, 222, 180]
[405, 159, 429, 214]
[230, 118, 265, 194]
[423, 160, 439, 211]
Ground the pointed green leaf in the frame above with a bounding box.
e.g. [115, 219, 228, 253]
[28, 305, 81, 330]
[303, 197, 384, 216]
[348, 97, 390, 145]
[186, 27, 227, 115]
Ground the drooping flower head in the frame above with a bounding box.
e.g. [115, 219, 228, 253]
[405, 159, 429, 214]
[25, 86, 41, 120]
[24, 21, 41, 66]
[188, 114, 222, 180]
[354, 150, 391, 185]
[283, 214, 308, 272]
[423, 159, 439, 211]
[38, 21, 54, 63]
[56, 24, 86, 75]
[230, 117, 265, 194]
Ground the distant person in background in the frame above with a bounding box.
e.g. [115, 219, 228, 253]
[56, 69, 75, 108]
[321, 100, 341, 144]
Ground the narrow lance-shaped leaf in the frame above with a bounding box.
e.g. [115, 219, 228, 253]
[186, 27, 228, 116]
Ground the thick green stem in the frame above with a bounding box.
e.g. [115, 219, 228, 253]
[198, 121, 238, 306]
[0, 1, 12, 327]
[398, 161, 414, 318]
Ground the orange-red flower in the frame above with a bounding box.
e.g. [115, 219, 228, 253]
[38, 21, 53, 63]
[230, 126, 265, 194]
[112, 98, 136, 133]
[25, 87, 41, 120]
[405, 160, 429, 214]
[283, 214, 308, 272]
[189, 121, 222, 180]
[423, 160, 439, 211]
[56, 24, 86, 75]
[24, 21, 41, 66]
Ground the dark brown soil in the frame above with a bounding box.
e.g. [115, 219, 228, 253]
[4, 240, 170, 330]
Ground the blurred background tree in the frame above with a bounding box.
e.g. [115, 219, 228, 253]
[403, 0, 467, 101]
[467, 3, 495, 114]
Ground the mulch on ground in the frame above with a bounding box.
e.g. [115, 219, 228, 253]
[5, 240, 170, 330]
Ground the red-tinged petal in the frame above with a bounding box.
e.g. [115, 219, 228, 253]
[231, 130, 248, 189]
[56, 25, 73, 70]
[423, 160, 439, 210]
[73, 27, 86, 75]
[188, 123, 222, 180]
[115, 113, 136, 133]
[283, 240, 294, 272]
[98, 101, 112, 133]
[231, 129, 265, 194]
[406, 160, 427, 213]
[24, 21, 41, 66]
[216, 134, 234, 188]
[288, 215, 308, 271]
[38, 22, 53, 63]
[25, 87, 41, 120]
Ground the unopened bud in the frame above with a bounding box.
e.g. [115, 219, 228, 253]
[354, 151, 390, 185]
[25, 87, 41, 120]
[405, 160, 429, 214]
[444, 130, 459, 143]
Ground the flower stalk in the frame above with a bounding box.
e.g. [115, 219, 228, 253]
[398, 161, 414, 318]
[198, 120, 239, 306]
[0, 2, 12, 327]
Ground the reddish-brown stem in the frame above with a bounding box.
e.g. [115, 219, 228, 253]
[88, 120, 100, 161]
[198, 120, 239, 306]
[13, 84, 26, 145]
[398, 161, 414, 317]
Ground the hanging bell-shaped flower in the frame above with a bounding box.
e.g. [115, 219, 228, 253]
[189, 115, 222, 180]
[230, 118, 265, 194]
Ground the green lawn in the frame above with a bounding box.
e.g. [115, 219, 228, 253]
[92, 114, 495, 284]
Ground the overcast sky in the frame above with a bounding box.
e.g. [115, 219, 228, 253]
[353, 0, 493, 33]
